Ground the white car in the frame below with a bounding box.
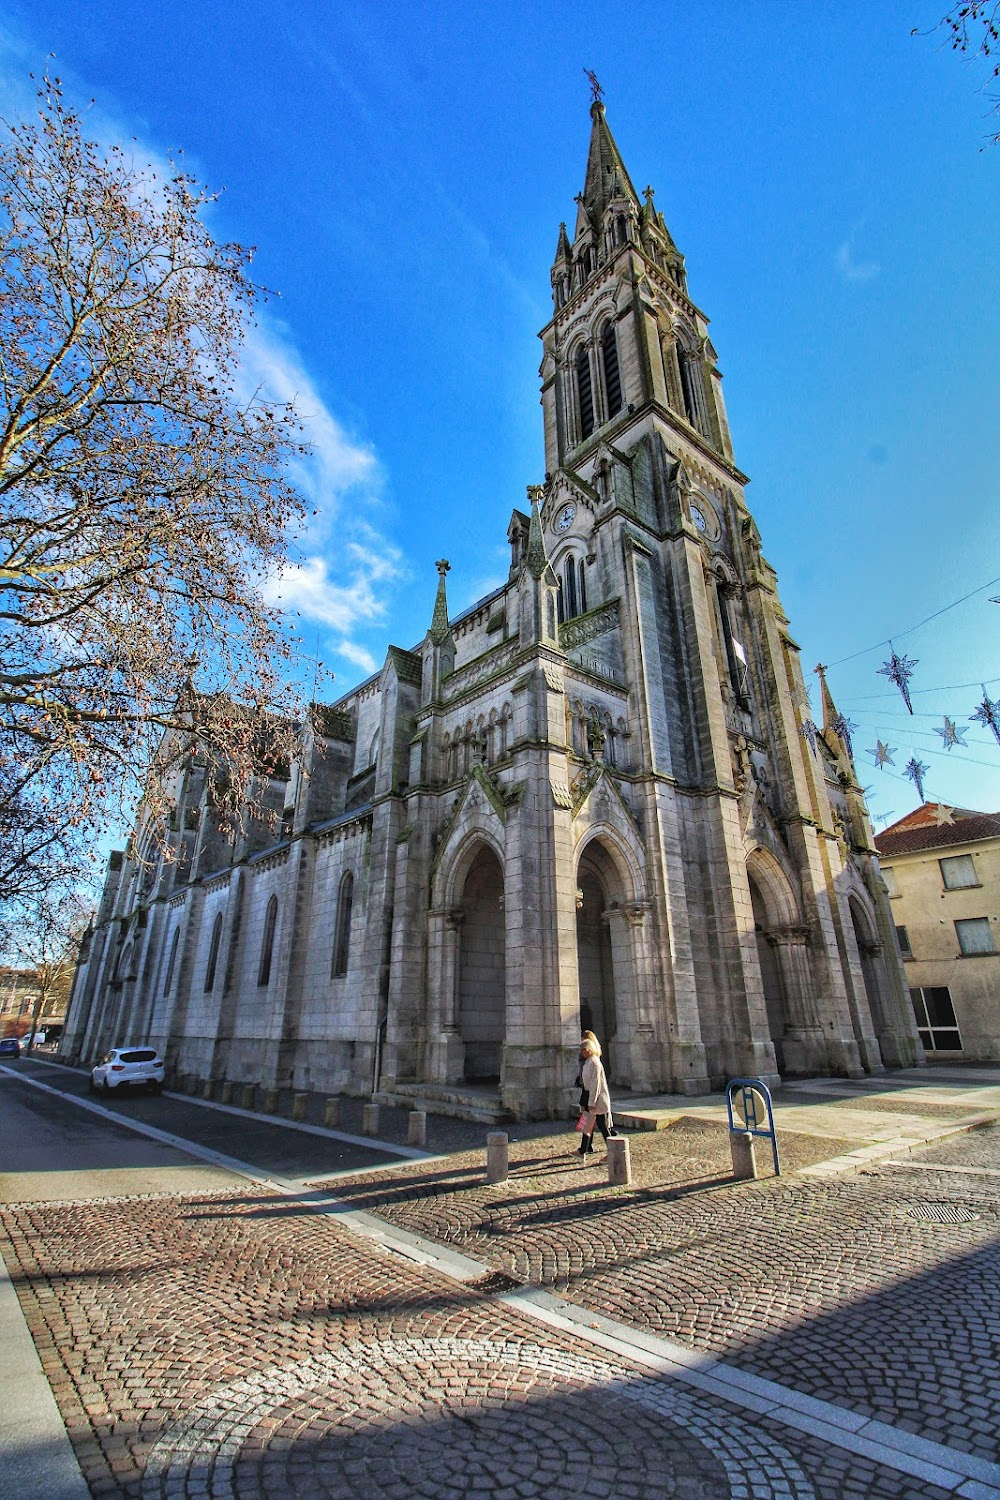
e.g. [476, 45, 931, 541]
[90, 1047, 165, 1094]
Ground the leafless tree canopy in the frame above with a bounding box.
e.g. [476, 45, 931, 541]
[0, 79, 309, 919]
[919, 4, 1000, 141]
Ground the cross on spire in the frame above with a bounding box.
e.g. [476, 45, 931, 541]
[584, 68, 604, 104]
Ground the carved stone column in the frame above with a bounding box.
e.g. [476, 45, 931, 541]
[608, 899, 659, 1091]
[426, 907, 465, 1083]
[768, 924, 860, 1076]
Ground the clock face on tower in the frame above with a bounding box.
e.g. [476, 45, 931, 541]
[690, 504, 708, 533]
[555, 503, 576, 532]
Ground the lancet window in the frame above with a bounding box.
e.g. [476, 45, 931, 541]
[258, 896, 278, 986]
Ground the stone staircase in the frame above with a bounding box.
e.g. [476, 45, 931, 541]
[373, 1081, 513, 1124]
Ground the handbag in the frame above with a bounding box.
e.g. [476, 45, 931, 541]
[575, 1113, 589, 1132]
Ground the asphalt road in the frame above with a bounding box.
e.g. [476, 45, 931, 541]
[0, 1056, 419, 1196]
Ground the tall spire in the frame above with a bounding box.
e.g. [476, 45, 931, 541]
[524, 486, 549, 578]
[429, 559, 451, 644]
[581, 95, 641, 225]
[816, 663, 855, 766]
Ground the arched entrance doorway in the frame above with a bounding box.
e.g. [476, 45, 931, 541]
[457, 845, 505, 1081]
[748, 869, 789, 1074]
[575, 841, 623, 1082]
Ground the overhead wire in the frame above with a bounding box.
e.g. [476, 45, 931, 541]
[825, 575, 1000, 668]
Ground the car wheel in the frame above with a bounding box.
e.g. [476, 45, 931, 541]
[102, 1079, 112, 1095]
[88, 1077, 96, 1092]
[150, 1083, 162, 1095]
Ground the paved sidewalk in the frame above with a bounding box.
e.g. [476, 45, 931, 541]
[3, 1065, 1000, 1499]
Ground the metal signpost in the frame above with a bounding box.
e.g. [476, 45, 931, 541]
[725, 1077, 781, 1177]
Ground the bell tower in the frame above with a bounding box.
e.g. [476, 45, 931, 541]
[532, 87, 922, 1091]
[541, 90, 734, 478]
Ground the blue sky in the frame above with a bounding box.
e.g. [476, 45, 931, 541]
[1, 0, 998, 828]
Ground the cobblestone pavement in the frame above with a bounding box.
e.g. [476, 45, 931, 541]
[4, 1073, 1000, 1499]
[1, 1181, 943, 1500]
[319, 1119, 1000, 1469]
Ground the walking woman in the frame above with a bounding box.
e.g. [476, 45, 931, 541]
[577, 1031, 616, 1156]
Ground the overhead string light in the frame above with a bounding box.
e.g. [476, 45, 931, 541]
[868, 739, 896, 768]
[877, 643, 918, 714]
[904, 757, 930, 801]
[933, 716, 968, 750]
[971, 686, 1000, 747]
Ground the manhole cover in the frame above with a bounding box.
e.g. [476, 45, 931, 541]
[908, 1203, 980, 1224]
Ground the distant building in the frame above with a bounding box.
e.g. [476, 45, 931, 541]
[65, 98, 922, 1117]
[876, 803, 1000, 1060]
[0, 967, 41, 1036]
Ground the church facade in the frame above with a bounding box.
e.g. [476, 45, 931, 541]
[65, 100, 923, 1117]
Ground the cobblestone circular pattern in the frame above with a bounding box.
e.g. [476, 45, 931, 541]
[141, 1337, 815, 1499]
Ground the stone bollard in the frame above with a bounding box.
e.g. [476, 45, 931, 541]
[606, 1135, 632, 1186]
[486, 1131, 509, 1184]
[292, 1092, 308, 1122]
[220, 1081, 234, 1105]
[264, 1088, 280, 1114]
[324, 1096, 341, 1129]
[408, 1110, 427, 1148]
[730, 1130, 758, 1181]
[241, 1084, 256, 1111]
[362, 1102, 380, 1137]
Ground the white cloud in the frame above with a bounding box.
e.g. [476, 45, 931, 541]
[335, 639, 379, 675]
[239, 322, 379, 512]
[836, 240, 880, 283]
[239, 324, 408, 672]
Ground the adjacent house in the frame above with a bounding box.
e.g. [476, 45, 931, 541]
[876, 803, 1000, 1060]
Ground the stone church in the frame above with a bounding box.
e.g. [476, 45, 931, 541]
[66, 98, 923, 1117]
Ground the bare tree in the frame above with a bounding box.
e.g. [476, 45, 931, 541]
[917, 4, 1000, 142]
[14, 888, 92, 1053]
[0, 78, 310, 913]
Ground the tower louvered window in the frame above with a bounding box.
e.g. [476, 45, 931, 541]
[576, 345, 594, 439]
[602, 321, 622, 417]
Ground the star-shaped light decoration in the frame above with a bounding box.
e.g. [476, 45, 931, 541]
[833, 712, 858, 755]
[933, 716, 967, 751]
[934, 805, 956, 826]
[970, 686, 1000, 747]
[877, 643, 918, 714]
[799, 718, 819, 756]
[869, 739, 896, 768]
[904, 756, 930, 802]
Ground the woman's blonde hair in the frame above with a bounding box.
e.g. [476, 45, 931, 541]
[580, 1032, 601, 1059]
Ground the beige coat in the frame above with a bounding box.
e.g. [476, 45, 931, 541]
[581, 1055, 611, 1117]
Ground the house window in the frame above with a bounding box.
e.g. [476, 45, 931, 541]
[162, 929, 179, 996]
[881, 865, 898, 898]
[895, 924, 912, 959]
[332, 872, 354, 977]
[576, 345, 594, 440]
[258, 896, 278, 986]
[940, 854, 979, 890]
[204, 914, 223, 992]
[910, 986, 962, 1051]
[601, 320, 622, 417]
[955, 917, 995, 956]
